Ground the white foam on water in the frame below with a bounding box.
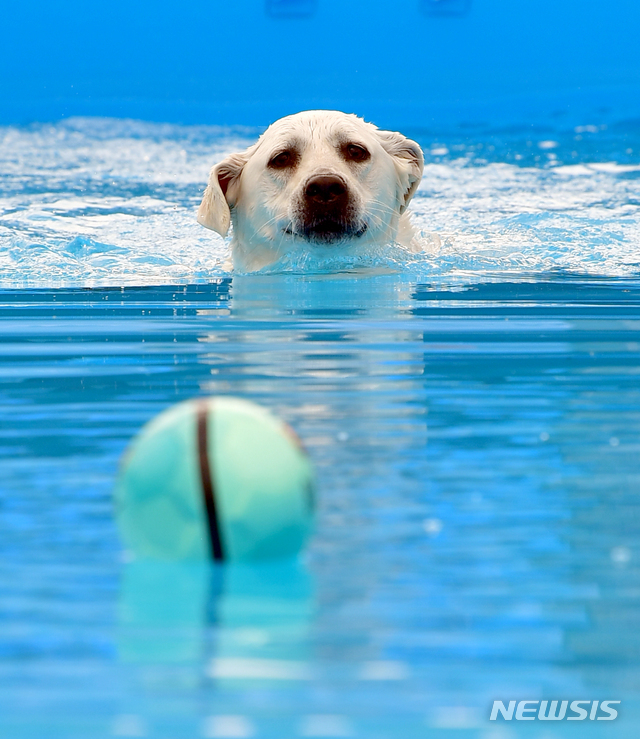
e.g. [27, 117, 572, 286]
[1, 118, 639, 287]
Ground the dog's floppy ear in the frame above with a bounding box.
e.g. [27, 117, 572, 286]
[197, 150, 251, 236]
[376, 130, 424, 214]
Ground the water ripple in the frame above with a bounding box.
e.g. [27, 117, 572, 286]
[1, 118, 639, 286]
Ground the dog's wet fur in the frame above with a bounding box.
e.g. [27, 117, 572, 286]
[197, 110, 424, 271]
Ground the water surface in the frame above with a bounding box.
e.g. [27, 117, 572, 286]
[1, 118, 640, 738]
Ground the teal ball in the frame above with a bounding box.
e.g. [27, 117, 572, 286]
[115, 397, 314, 562]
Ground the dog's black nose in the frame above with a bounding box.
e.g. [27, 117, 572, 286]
[305, 175, 347, 204]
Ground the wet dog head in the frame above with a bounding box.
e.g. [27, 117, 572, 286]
[197, 110, 424, 270]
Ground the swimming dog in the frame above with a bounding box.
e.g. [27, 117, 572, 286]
[197, 110, 424, 271]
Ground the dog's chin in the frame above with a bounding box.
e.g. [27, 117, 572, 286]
[285, 221, 368, 245]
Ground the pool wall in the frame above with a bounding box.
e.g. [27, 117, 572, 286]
[2, 0, 640, 128]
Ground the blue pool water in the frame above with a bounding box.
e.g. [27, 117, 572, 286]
[1, 118, 640, 738]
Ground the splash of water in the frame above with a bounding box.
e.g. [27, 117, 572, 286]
[1, 117, 639, 287]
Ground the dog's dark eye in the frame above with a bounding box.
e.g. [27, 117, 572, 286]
[343, 144, 370, 163]
[268, 150, 295, 169]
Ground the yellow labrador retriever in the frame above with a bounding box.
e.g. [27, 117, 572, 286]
[197, 110, 424, 272]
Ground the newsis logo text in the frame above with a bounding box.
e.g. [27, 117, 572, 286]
[490, 700, 620, 722]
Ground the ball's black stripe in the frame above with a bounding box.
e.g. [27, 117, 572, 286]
[197, 404, 224, 561]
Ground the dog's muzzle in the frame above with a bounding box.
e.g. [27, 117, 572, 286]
[293, 174, 366, 244]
